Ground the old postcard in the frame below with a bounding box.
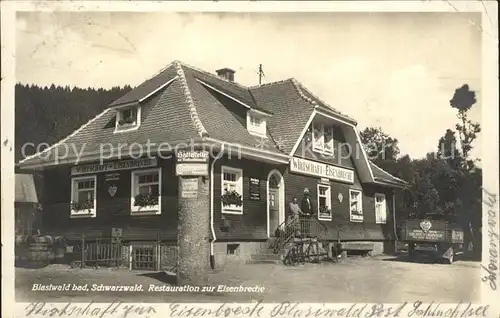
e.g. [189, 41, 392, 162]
[1, 1, 498, 317]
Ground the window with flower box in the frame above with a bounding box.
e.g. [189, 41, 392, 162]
[131, 168, 161, 215]
[115, 106, 141, 132]
[70, 176, 97, 218]
[375, 193, 387, 224]
[312, 122, 335, 154]
[349, 189, 363, 222]
[221, 166, 243, 214]
[317, 184, 332, 221]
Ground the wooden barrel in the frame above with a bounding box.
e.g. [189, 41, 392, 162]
[28, 243, 49, 260]
[54, 236, 66, 247]
[34, 235, 54, 245]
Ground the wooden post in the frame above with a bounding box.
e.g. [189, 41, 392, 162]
[156, 234, 161, 271]
[177, 176, 210, 286]
[81, 235, 85, 269]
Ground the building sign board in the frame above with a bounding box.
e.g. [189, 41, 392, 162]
[71, 158, 157, 176]
[176, 163, 209, 176]
[105, 173, 121, 181]
[176, 150, 209, 163]
[181, 178, 199, 199]
[407, 229, 445, 241]
[249, 178, 260, 200]
[289, 157, 354, 183]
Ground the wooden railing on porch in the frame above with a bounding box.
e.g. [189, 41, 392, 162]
[269, 216, 327, 254]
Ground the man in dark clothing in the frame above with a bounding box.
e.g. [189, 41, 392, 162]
[300, 188, 314, 236]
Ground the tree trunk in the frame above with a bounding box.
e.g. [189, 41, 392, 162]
[177, 176, 210, 285]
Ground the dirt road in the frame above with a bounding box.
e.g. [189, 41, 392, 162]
[16, 255, 480, 303]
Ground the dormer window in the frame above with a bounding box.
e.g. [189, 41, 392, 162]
[115, 106, 141, 132]
[246, 111, 267, 137]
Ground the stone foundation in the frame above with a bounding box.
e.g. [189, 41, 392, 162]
[213, 241, 268, 268]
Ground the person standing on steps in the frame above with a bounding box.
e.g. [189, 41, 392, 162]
[300, 188, 314, 236]
[288, 197, 304, 236]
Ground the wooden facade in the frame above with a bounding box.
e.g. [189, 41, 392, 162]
[18, 61, 406, 264]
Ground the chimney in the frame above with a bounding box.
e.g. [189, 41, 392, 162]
[216, 68, 235, 82]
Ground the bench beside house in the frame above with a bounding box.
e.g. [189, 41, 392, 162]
[17, 61, 407, 270]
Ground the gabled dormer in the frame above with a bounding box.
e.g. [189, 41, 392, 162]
[114, 105, 141, 133]
[246, 109, 270, 138]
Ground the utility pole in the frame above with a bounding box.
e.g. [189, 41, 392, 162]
[258, 64, 265, 85]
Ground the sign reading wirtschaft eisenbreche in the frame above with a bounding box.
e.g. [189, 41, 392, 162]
[289, 157, 354, 183]
[176, 150, 209, 176]
[71, 158, 157, 176]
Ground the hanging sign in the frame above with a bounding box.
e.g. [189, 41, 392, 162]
[105, 173, 121, 181]
[71, 158, 157, 176]
[289, 157, 354, 183]
[176, 150, 209, 163]
[175, 150, 209, 176]
[249, 178, 260, 200]
[176, 163, 209, 176]
[181, 178, 199, 199]
[319, 178, 330, 185]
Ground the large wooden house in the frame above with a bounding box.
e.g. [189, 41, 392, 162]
[18, 61, 407, 269]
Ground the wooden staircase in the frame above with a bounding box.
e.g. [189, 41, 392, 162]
[248, 216, 329, 265]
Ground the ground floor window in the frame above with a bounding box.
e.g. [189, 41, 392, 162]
[349, 189, 363, 222]
[317, 184, 332, 221]
[131, 168, 161, 215]
[221, 166, 243, 214]
[70, 175, 97, 217]
[375, 193, 387, 224]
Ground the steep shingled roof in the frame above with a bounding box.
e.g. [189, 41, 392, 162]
[17, 60, 407, 188]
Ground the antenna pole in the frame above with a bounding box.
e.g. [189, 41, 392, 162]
[258, 64, 265, 85]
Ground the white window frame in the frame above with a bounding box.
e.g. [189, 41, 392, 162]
[375, 193, 387, 224]
[349, 189, 363, 222]
[70, 175, 97, 218]
[312, 122, 334, 155]
[221, 166, 244, 215]
[317, 184, 332, 221]
[114, 105, 141, 133]
[130, 168, 162, 215]
[246, 112, 267, 138]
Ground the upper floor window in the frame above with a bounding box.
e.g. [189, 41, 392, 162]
[247, 112, 267, 137]
[312, 122, 335, 154]
[115, 106, 141, 132]
[70, 175, 97, 218]
[221, 166, 243, 214]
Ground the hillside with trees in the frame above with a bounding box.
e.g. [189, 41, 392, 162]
[15, 84, 132, 162]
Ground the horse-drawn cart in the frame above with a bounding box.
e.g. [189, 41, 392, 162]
[398, 214, 464, 264]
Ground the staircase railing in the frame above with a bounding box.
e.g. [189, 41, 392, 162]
[269, 215, 328, 254]
[298, 216, 328, 239]
[269, 217, 299, 253]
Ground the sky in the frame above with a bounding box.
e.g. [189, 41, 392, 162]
[15, 11, 483, 161]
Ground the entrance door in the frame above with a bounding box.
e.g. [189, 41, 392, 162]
[269, 188, 280, 236]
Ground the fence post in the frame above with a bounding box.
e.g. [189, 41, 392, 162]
[156, 234, 161, 271]
[81, 235, 85, 268]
